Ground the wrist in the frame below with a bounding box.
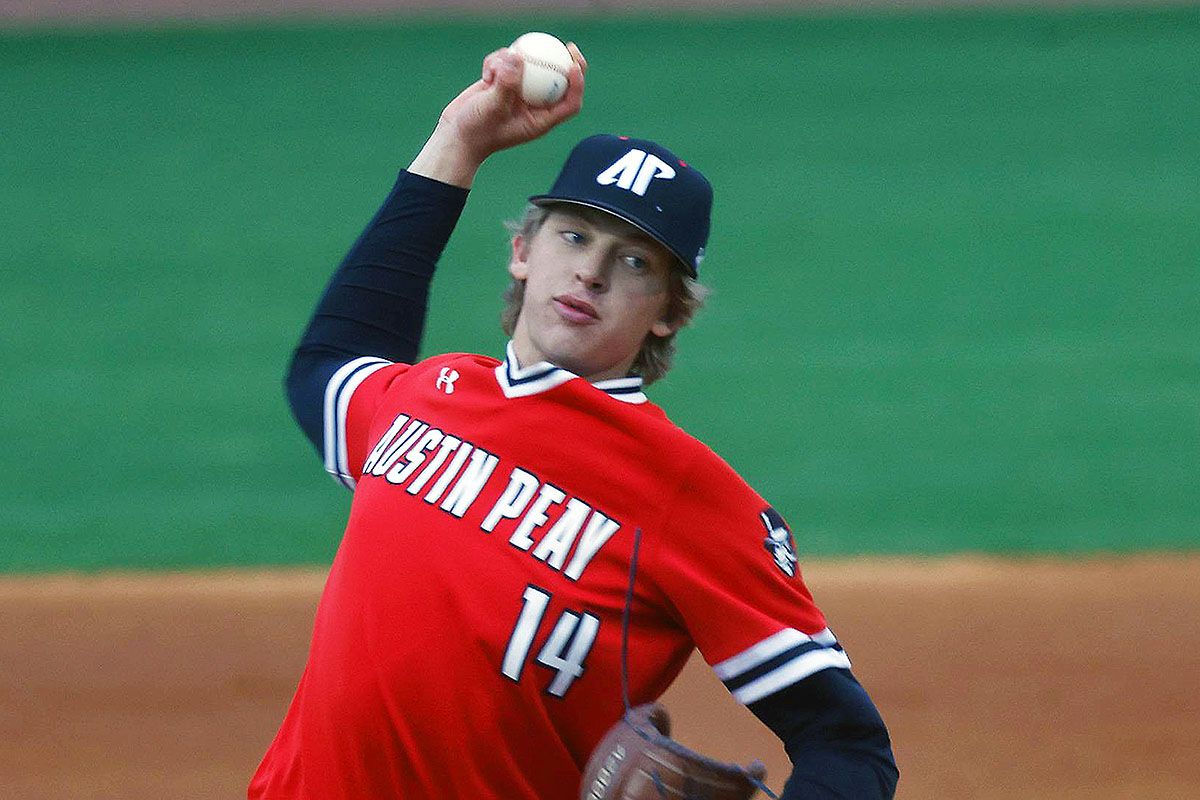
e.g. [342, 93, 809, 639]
[407, 122, 488, 189]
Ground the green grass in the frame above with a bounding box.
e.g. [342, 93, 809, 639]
[3, 7, 1198, 570]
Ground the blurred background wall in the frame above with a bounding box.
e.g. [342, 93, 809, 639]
[3, 3, 1197, 570]
[4, 0, 1196, 25]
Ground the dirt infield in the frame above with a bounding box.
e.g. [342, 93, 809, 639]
[2, 554, 1198, 799]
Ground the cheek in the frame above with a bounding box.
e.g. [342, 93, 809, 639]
[639, 269, 673, 296]
[630, 290, 673, 332]
[519, 266, 552, 302]
[619, 268, 672, 299]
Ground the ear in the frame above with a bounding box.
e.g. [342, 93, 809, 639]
[649, 269, 685, 339]
[649, 317, 677, 339]
[650, 297, 678, 338]
[508, 234, 530, 281]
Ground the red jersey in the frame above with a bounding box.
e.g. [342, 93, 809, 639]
[249, 345, 847, 799]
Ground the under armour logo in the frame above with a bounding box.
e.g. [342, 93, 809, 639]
[596, 149, 676, 197]
[436, 367, 459, 394]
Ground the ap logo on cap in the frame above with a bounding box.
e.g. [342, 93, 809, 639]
[596, 149, 676, 197]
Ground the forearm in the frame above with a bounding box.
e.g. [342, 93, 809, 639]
[284, 170, 468, 450]
[283, 41, 585, 452]
[291, 170, 468, 364]
[407, 122, 489, 189]
[290, 40, 584, 373]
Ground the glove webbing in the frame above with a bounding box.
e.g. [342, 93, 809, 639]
[620, 529, 780, 800]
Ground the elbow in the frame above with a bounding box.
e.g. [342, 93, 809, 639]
[823, 692, 897, 795]
[879, 750, 900, 798]
[751, 668, 899, 799]
[780, 724, 898, 800]
[792, 712, 898, 799]
[837, 719, 899, 799]
[283, 347, 332, 454]
[284, 351, 314, 429]
[818, 683, 899, 798]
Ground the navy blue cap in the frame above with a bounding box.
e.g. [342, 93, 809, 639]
[530, 134, 712, 277]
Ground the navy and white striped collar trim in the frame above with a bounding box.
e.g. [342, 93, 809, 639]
[495, 342, 647, 403]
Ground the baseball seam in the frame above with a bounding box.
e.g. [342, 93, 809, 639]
[519, 56, 570, 76]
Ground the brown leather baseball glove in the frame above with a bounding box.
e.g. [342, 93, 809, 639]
[580, 704, 767, 800]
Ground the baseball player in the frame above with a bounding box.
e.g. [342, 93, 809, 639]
[250, 44, 897, 799]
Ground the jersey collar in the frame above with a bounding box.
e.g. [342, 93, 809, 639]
[495, 341, 648, 404]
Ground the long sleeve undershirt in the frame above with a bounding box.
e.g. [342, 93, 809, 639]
[285, 171, 468, 450]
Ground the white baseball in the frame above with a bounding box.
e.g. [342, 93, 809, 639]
[510, 32, 573, 107]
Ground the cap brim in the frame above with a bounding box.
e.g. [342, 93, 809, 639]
[528, 195, 698, 278]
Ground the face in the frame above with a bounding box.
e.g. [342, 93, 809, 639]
[508, 207, 679, 382]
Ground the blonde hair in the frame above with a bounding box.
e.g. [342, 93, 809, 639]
[501, 203, 710, 385]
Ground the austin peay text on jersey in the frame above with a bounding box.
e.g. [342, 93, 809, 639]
[360, 411, 623, 582]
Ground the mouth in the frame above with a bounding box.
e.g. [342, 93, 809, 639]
[552, 294, 600, 324]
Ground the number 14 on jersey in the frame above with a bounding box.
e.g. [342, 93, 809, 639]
[501, 585, 600, 697]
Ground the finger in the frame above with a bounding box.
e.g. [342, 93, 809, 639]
[538, 92, 583, 128]
[546, 57, 585, 121]
[481, 49, 500, 84]
[485, 48, 524, 96]
[480, 48, 516, 86]
[566, 41, 588, 75]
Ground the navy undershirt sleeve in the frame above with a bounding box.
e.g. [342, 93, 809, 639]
[284, 170, 470, 452]
[747, 668, 899, 799]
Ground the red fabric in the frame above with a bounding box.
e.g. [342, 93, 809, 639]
[250, 353, 827, 800]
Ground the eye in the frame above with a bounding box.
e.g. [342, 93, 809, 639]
[621, 253, 650, 272]
[560, 229, 586, 245]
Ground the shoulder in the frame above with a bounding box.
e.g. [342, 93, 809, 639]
[611, 399, 762, 521]
[598, 396, 733, 476]
[336, 352, 500, 417]
[613, 397, 701, 445]
[374, 352, 500, 385]
[642, 404, 749, 487]
[638, 409, 775, 545]
[410, 351, 500, 374]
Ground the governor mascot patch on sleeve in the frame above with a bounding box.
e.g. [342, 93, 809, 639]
[760, 507, 798, 578]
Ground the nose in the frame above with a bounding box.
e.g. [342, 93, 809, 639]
[574, 252, 609, 293]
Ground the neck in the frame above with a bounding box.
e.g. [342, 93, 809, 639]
[507, 340, 637, 384]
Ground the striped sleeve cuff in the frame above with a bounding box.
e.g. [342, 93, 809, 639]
[713, 627, 852, 705]
[322, 356, 392, 490]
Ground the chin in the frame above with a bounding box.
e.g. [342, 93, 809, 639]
[549, 352, 598, 377]
[532, 329, 632, 380]
[543, 349, 608, 380]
